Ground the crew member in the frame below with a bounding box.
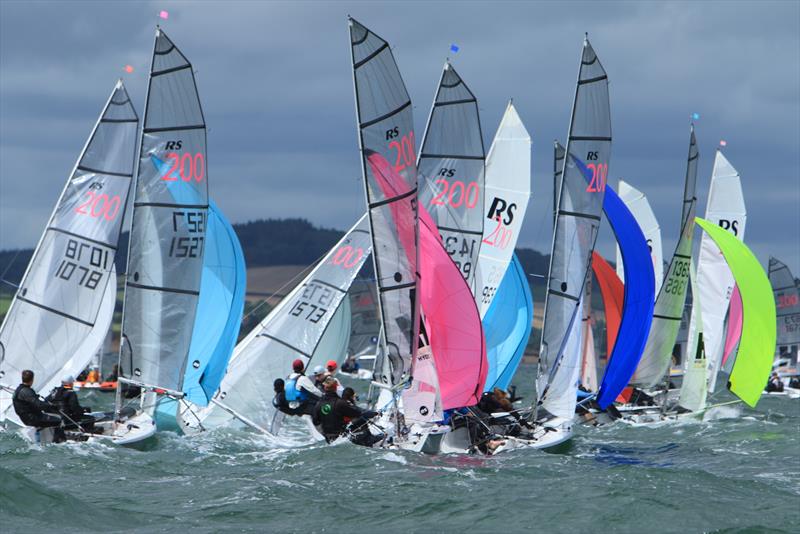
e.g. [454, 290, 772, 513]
[341, 387, 382, 447]
[285, 359, 322, 415]
[341, 355, 359, 374]
[478, 388, 513, 414]
[272, 378, 305, 416]
[311, 365, 327, 389]
[766, 372, 785, 393]
[312, 378, 373, 444]
[46, 375, 94, 431]
[12, 370, 64, 440]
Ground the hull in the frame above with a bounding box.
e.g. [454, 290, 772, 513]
[10, 411, 156, 446]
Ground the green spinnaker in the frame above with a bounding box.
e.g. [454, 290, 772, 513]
[695, 217, 776, 407]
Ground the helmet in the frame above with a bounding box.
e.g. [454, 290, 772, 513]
[326, 359, 338, 371]
[61, 375, 75, 385]
[292, 359, 304, 372]
[312, 365, 325, 375]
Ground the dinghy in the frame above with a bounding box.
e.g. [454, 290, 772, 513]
[0, 80, 142, 444]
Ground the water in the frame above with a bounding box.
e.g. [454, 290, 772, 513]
[1, 369, 798, 533]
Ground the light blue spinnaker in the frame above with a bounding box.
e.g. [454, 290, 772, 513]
[482, 254, 533, 392]
[595, 182, 655, 409]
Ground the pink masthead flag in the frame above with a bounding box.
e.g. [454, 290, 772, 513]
[159, 10, 169, 20]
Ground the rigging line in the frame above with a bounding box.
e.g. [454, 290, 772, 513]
[0, 248, 22, 283]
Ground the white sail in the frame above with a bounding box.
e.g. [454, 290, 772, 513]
[199, 216, 371, 430]
[616, 180, 663, 293]
[684, 150, 746, 398]
[579, 273, 598, 392]
[0, 81, 137, 422]
[679, 259, 708, 411]
[475, 102, 532, 318]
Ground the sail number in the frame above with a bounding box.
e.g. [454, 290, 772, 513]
[388, 132, 416, 173]
[432, 179, 480, 209]
[442, 236, 476, 279]
[330, 245, 364, 269]
[53, 238, 111, 290]
[663, 258, 690, 295]
[74, 191, 122, 221]
[161, 152, 205, 182]
[585, 162, 608, 192]
[288, 282, 333, 323]
[169, 210, 205, 258]
[483, 216, 513, 249]
[778, 294, 798, 309]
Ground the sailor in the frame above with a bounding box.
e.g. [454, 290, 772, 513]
[12, 370, 64, 439]
[85, 366, 100, 384]
[285, 359, 322, 415]
[46, 375, 94, 431]
[324, 360, 344, 393]
[341, 355, 359, 374]
[105, 364, 120, 382]
[478, 388, 513, 414]
[341, 387, 382, 447]
[272, 378, 305, 416]
[766, 372, 785, 393]
[312, 378, 371, 443]
[789, 376, 800, 389]
[311, 365, 328, 389]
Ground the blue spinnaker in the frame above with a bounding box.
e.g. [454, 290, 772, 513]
[482, 254, 533, 392]
[596, 184, 655, 408]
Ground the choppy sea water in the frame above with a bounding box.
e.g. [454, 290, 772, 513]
[1, 365, 798, 533]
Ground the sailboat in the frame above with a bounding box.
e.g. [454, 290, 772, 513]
[113, 28, 245, 443]
[491, 35, 611, 453]
[619, 126, 699, 416]
[190, 216, 371, 435]
[479, 103, 534, 393]
[678, 149, 746, 413]
[770, 257, 800, 367]
[0, 80, 141, 444]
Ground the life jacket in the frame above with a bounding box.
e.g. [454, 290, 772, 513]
[284, 376, 308, 402]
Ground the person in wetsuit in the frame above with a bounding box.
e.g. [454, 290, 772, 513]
[312, 378, 376, 444]
[272, 378, 304, 416]
[341, 387, 382, 447]
[284, 359, 322, 416]
[766, 372, 785, 393]
[12, 370, 64, 441]
[46, 375, 94, 431]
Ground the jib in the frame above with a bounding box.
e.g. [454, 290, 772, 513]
[718, 219, 739, 236]
[486, 197, 516, 225]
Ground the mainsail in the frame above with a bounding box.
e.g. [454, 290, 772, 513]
[595, 185, 655, 409]
[349, 18, 420, 386]
[475, 103, 531, 318]
[685, 149, 746, 395]
[769, 257, 800, 359]
[536, 37, 610, 421]
[483, 255, 533, 392]
[119, 28, 208, 410]
[616, 180, 663, 293]
[0, 81, 137, 422]
[418, 62, 485, 287]
[695, 218, 775, 407]
[630, 127, 698, 388]
[200, 216, 371, 430]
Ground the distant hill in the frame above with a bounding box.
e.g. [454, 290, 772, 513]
[0, 217, 552, 289]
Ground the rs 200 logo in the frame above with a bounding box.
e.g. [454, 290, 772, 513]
[486, 197, 516, 225]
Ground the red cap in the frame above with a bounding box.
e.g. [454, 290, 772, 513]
[292, 359, 304, 372]
[326, 360, 338, 371]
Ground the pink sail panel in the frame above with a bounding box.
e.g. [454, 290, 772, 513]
[722, 285, 743, 365]
[419, 206, 487, 409]
[366, 151, 487, 409]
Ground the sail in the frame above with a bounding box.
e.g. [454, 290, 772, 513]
[616, 180, 663, 293]
[679, 259, 708, 412]
[595, 185, 655, 409]
[0, 81, 137, 421]
[475, 103, 531, 318]
[536, 38, 610, 421]
[347, 279, 381, 359]
[349, 18, 420, 385]
[181, 200, 246, 406]
[695, 218, 775, 407]
[686, 150, 746, 394]
[722, 285, 743, 366]
[591, 251, 623, 357]
[200, 216, 371, 429]
[769, 257, 800, 356]
[418, 62, 485, 286]
[483, 255, 533, 392]
[579, 267, 598, 392]
[630, 127, 698, 387]
[120, 28, 208, 399]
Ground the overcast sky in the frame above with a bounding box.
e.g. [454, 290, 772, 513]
[1, 0, 798, 275]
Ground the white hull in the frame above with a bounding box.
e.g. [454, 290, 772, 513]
[10, 411, 156, 446]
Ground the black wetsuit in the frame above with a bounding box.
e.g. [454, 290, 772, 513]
[342, 400, 382, 447]
[46, 386, 94, 430]
[312, 392, 367, 443]
[272, 391, 305, 416]
[766, 378, 784, 393]
[12, 384, 62, 428]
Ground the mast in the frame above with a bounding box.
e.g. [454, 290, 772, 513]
[534, 35, 611, 421]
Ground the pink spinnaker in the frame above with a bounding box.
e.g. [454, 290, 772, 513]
[722, 285, 743, 365]
[366, 151, 487, 409]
